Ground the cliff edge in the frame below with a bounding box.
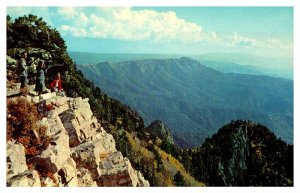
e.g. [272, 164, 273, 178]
[7, 87, 149, 187]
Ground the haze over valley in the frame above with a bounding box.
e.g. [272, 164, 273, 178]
[71, 53, 293, 147]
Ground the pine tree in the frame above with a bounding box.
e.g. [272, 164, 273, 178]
[173, 171, 185, 186]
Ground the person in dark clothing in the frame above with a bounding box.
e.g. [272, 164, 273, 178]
[18, 51, 28, 90]
[35, 60, 47, 96]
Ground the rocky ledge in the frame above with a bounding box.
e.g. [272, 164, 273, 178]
[6, 88, 149, 187]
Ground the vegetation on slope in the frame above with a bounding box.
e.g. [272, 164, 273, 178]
[176, 120, 293, 186]
[7, 14, 293, 187]
[7, 98, 50, 156]
[76, 57, 293, 147]
[7, 14, 205, 187]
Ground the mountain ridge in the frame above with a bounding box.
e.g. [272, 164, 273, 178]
[70, 51, 293, 79]
[187, 120, 293, 186]
[6, 14, 293, 187]
[77, 57, 293, 147]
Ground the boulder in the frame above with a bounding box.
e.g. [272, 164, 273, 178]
[57, 158, 78, 187]
[71, 137, 116, 180]
[58, 97, 101, 146]
[32, 96, 40, 103]
[6, 83, 20, 97]
[97, 151, 150, 187]
[52, 96, 70, 112]
[45, 111, 66, 136]
[31, 114, 71, 176]
[59, 109, 81, 147]
[77, 168, 97, 187]
[7, 140, 27, 179]
[7, 170, 41, 187]
[40, 92, 57, 100]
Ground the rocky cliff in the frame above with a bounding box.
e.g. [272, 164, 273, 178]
[7, 88, 149, 187]
[145, 120, 174, 145]
[187, 120, 293, 186]
[6, 15, 293, 187]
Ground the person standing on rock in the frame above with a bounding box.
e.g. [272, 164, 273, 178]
[18, 51, 28, 91]
[35, 60, 47, 96]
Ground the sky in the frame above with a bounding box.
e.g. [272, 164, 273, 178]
[1, 3, 300, 193]
[6, 7, 293, 59]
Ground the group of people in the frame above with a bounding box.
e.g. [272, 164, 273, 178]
[18, 51, 65, 96]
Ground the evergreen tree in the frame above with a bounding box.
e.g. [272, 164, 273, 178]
[173, 171, 185, 186]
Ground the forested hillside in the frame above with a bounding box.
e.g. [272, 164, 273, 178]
[6, 14, 203, 187]
[6, 14, 293, 187]
[77, 58, 293, 147]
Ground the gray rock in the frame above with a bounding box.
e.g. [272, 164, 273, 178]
[57, 158, 78, 187]
[97, 151, 149, 187]
[58, 97, 101, 146]
[71, 139, 112, 180]
[7, 140, 27, 179]
[7, 170, 41, 187]
[40, 92, 57, 100]
[77, 168, 97, 187]
[6, 96, 149, 187]
[31, 116, 71, 176]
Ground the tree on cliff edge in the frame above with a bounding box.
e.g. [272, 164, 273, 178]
[7, 14, 145, 130]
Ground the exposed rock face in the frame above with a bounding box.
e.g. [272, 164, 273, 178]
[191, 120, 293, 186]
[7, 141, 41, 187]
[97, 151, 149, 187]
[76, 168, 97, 187]
[7, 170, 41, 187]
[145, 120, 174, 145]
[6, 91, 149, 187]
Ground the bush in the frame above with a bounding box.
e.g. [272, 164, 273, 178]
[174, 171, 185, 186]
[7, 97, 50, 156]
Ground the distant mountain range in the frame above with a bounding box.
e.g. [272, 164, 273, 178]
[68, 51, 180, 65]
[73, 56, 293, 147]
[7, 15, 293, 187]
[197, 60, 264, 75]
[197, 53, 293, 79]
[69, 51, 293, 79]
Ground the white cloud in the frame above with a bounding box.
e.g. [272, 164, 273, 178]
[264, 38, 293, 49]
[7, 7, 292, 54]
[60, 25, 88, 37]
[76, 12, 89, 27]
[227, 32, 256, 47]
[57, 7, 202, 43]
[57, 7, 78, 19]
[202, 31, 220, 43]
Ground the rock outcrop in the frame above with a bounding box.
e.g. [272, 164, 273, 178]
[6, 89, 149, 187]
[7, 141, 41, 187]
[190, 120, 293, 186]
[145, 120, 174, 145]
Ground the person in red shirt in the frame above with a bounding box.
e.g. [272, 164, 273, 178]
[50, 72, 65, 96]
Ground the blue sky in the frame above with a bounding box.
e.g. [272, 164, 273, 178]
[7, 7, 293, 58]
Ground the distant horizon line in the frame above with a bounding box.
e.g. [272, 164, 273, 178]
[67, 50, 292, 60]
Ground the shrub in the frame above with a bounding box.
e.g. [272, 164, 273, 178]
[174, 171, 185, 186]
[7, 97, 50, 156]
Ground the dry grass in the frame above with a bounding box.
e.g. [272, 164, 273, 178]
[158, 148, 205, 186]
